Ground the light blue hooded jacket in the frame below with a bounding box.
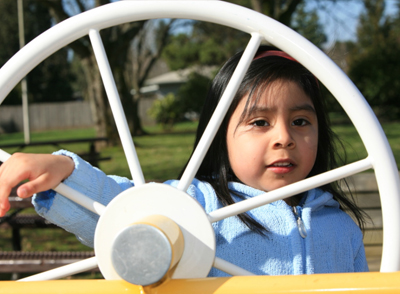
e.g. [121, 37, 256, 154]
[32, 150, 369, 276]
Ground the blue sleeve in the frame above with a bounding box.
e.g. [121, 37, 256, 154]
[32, 150, 134, 247]
[31, 151, 219, 248]
[354, 237, 370, 272]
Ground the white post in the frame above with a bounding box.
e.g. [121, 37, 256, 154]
[18, 0, 30, 144]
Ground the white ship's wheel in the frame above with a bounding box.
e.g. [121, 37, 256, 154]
[0, 0, 399, 287]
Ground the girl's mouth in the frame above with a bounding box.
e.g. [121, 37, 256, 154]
[267, 161, 295, 174]
[270, 162, 293, 167]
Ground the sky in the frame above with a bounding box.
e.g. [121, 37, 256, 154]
[307, 0, 399, 48]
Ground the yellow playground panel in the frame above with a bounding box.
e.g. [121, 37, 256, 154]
[0, 1, 400, 293]
[1, 272, 400, 293]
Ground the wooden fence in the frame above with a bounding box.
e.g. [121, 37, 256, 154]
[344, 173, 388, 272]
[0, 101, 93, 132]
[0, 98, 157, 133]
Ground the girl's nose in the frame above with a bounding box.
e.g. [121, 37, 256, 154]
[272, 124, 295, 149]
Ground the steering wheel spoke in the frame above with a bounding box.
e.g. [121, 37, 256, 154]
[89, 29, 145, 185]
[208, 158, 373, 223]
[19, 257, 98, 282]
[213, 257, 255, 276]
[53, 182, 106, 216]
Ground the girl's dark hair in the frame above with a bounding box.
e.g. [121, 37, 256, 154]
[182, 45, 367, 234]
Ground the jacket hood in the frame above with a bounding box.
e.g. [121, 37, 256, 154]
[228, 181, 339, 211]
[303, 188, 339, 211]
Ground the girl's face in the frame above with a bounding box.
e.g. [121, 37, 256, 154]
[226, 80, 318, 192]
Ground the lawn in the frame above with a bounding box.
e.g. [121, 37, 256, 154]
[332, 122, 400, 168]
[100, 122, 197, 181]
[101, 122, 400, 181]
[1, 120, 399, 182]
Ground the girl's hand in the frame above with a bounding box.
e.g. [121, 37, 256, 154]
[0, 153, 75, 217]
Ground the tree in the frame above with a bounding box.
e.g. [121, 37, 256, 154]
[162, 0, 303, 70]
[162, 21, 248, 71]
[0, 0, 75, 105]
[162, 0, 328, 71]
[291, 2, 327, 49]
[26, 0, 176, 140]
[247, 0, 302, 26]
[0, 0, 23, 104]
[128, 19, 176, 135]
[346, 0, 400, 119]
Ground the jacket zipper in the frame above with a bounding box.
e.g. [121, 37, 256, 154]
[293, 206, 307, 238]
[293, 204, 308, 274]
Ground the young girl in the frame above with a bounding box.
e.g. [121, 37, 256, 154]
[0, 46, 369, 276]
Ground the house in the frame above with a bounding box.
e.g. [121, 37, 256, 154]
[139, 66, 216, 125]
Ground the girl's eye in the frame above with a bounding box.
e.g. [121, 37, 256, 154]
[252, 120, 269, 127]
[292, 118, 309, 126]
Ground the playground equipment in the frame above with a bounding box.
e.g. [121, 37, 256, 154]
[0, 1, 399, 293]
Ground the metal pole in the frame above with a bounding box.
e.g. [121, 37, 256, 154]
[18, 0, 30, 144]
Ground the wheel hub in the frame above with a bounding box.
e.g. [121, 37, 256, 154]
[94, 183, 216, 284]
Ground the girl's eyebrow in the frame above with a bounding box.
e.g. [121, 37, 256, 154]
[289, 103, 316, 113]
[249, 103, 316, 114]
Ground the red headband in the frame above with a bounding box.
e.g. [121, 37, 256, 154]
[254, 50, 319, 87]
[253, 50, 298, 62]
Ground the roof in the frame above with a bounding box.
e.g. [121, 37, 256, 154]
[145, 66, 217, 86]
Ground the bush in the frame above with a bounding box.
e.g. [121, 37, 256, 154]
[148, 93, 184, 130]
[148, 71, 211, 129]
[348, 42, 400, 120]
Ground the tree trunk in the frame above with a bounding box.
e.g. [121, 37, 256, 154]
[132, 94, 147, 136]
[114, 51, 148, 137]
[81, 55, 119, 145]
[249, 0, 302, 26]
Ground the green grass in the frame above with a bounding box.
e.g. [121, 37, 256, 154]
[1, 121, 400, 180]
[332, 122, 400, 167]
[0, 127, 97, 155]
[0, 128, 96, 144]
[100, 122, 197, 180]
[0, 227, 89, 252]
